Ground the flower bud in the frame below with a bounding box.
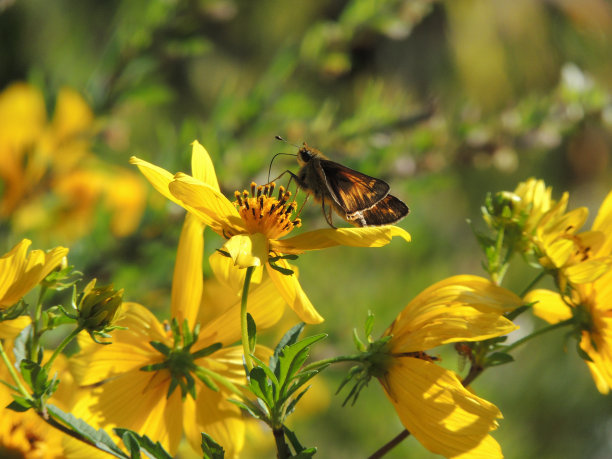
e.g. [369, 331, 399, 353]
[77, 279, 123, 332]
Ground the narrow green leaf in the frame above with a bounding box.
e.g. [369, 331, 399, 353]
[247, 313, 257, 353]
[271, 323, 305, 375]
[114, 428, 173, 459]
[201, 432, 225, 459]
[46, 404, 126, 457]
[227, 398, 267, 420]
[13, 324, 31, 369]
[485, 352, 514, 367]
[364, 312, 375, 339]
[191, 342, 222, 360]
[249, 355, 279, 388]
[148, 341, 171, 356]
[249, 367, 273, 407]
[7, 396, 33, 412]
[285, 386, 310, 417]
[277, 334, 326, 388]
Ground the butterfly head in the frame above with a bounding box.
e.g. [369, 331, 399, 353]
[297, 143, 320, 166]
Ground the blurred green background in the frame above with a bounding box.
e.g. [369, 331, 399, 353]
[2, 0, 612, 458]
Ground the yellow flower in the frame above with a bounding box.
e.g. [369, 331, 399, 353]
[525, 268, 612, 394]
[534, 189, 612, 286]
[0, 345, 75, 459]
[377, 275, 520, 458]
[512, 178, 555, 235]
[131, 141, 411, 324]
[0, 239, 68, 308]
[70, 150, 284, 456]
[0, 82, 145, 240]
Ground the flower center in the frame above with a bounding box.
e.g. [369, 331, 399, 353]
[234, 182, 302, 239]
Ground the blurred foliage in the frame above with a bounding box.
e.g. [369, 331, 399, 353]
[1, 0, 612, 457]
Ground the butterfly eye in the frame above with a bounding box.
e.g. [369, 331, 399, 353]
[298, 149, 312, 163]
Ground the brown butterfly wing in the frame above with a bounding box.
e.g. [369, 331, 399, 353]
[318, 159, 390, 213]
[346, 194, 409, 227]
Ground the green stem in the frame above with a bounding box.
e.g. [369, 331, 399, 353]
[503, 318, 573, 354]
[519, 271, 546, 298]
[273, 427, 291, 459]
[43, 326, 83, 373]
[0, 339, 32, 400]
[30, 285, 48, 360]
[240, 266, 255, 373]
[301, 354, 363, 373]
[491, 226, 506, 285]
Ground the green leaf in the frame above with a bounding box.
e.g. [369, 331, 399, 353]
[268, 261, 294, 276]
[271, 323, 305, 375]
[7, 396, 33, 412]
[249, 354, 279, 388]
[352, 328, 366, 352]
[276, 334, 326, 388]
[364, 312, 375, 340]
[576, 342, 594, 362]
[191, 342, 222, 359]
[249, 367, 274, 407]
[194, 370, 220, 392]
[201, 432, 225, 459]
[284, 386, 310, 417]
[283, 425, 316, 457]
[114, 428, 172, 459]
[148, 341, 171, 356]
[46, 404, 127, 458]
[247, 313, 257, 353]
[485, 352, 515, 367]
[227, 398, 267, 420]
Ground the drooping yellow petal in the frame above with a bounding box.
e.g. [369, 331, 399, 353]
[271, 226, 411, 254]
[381, 357, 502, 459]
[171, 214, 205, 327]
[387, 276, 519, 352]
[183, 386, 245, 458]
[524, 289, 572, 324]
[169, 173, 244, 234]
[565, 257, 612, 284]
[191, 140, 221, 192]
[265, 258, 323, 324]
[223, 233, 267, 269]
[0, 316, 31, 339]
[0, 240, 68, 307]
[581, 331, 612, 395]
[72, 302, 168, 385]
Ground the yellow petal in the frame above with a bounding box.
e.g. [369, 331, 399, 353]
[169, 173, 244, 234]
[0, 316, 31, 339]
[129, 156, 177, 204]
[209, 250, 263, 293]
[387, 276, 519, 352]
[223, 233, 267, 269]
[72, 303, 168, 385]
[265, 258, 323, 324]
[272, 226, 411, 254]
[198, 273, 285, 346]
[524, 289, 572, 324]
[191, 140, 221, 192]
[183, 386, 245, 458]
[381, 357, 502, 458]
[51, 87, 94, 143]
[0, 240, 68, 307]
[565, 257, 612, 284]
[171, 214, 205, 327]
[72, 369, 184, 455]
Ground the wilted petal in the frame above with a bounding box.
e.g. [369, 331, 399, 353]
[381, 357, 502, 459]
[223, 233, 267, 269]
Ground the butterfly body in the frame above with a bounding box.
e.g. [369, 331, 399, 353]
[294, 143, 409, 227]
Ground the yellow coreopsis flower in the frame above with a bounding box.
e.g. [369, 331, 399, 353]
[0, 82, 145, 240]
[525, 268, 612, 394]
[376, 275, 521, 458]
[0, 345, 75, 459]
[534, 189, 612, 286]
[512, 178, 554, 235]
[0, 239, 67, 338]
[130, 141, 411, 324]
[70, 148, 284, 456]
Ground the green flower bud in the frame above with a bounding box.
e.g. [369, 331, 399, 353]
[77, 279, 123, 332]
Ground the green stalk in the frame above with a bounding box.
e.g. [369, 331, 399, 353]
[301, 354, 363, 373]
[43, 326, 83, 373]
[240, 266, 255, 373]
[519, 270, 546, 298]
[30, 284, 48, 360]
[0, 339, 31, 400]
[503, 318, 573, 354]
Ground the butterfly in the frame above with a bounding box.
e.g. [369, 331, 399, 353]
[288, 142, 409, 228]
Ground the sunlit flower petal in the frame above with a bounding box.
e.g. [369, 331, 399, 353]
[266, 258, 323, 324]
[271, 226, 411, 254]
[524, 289, 572, 324]
[381, 357, 502, 459]
[0, 239, 68, 308]
[223, 233, 268, 268]
[171, 214, 205, 327]
[0, 316, 31, 339]
[190, 140, 221, 191]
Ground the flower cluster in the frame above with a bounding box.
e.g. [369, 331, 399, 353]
[0, 135, 610, 459]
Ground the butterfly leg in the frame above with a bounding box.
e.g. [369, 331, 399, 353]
[322, 200, 336, 229]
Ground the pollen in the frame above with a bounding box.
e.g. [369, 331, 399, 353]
[234, 182, 302, 239]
